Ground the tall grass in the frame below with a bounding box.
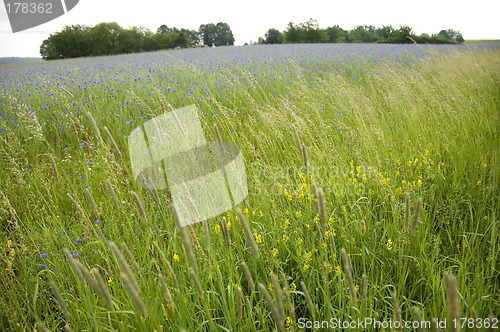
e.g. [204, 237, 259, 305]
[0, 45, 498, 331]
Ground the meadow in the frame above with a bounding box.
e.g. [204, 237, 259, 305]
[0, 43, 499, 331]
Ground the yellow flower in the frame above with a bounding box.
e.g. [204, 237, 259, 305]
[7, 240, 12, 248]
[9, 249, 15, 257]
[272, 248, 278, 257]
[285, 316, 292, 327]
[335, 265, 341, 274]
[282, 234, 289, 242]
[296, 210, 302, 217]
[253, 232, 262, 244]
[214, 224, 221, 233]
[290, 282, 297, 291]
[386, 239, 393, 250]
[108, 277, 113, 285]
[303, 264, 309, 272]
[173, 254, 180, 262]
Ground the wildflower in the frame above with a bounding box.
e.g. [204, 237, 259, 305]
[272, 248, 278, 257]
[386, 239, 393, 250]
[303, 264, 309, 272]
[71, 253, 78, 257]
[173, 254, 180, 262]
[40, 264, 46, 269]
[7, 240, 12, 248]
[214, 224, 221, 233]
[108, 277, 113, 285]
[76, 238, 82, 243]
[253, 232, 262, 244]
[39, 253, 47, 258]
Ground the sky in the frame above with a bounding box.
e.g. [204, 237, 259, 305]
[1, 0, 499, 58]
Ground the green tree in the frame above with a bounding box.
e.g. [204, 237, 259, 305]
[325, 25, 348, 43]
[89, 22, 123, 55]
[264, 28, 283, 44]
[199, 23, 234, 46]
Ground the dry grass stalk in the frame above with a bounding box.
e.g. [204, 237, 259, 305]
[84, 188, 99, 216]
[236, 208, 260, 258]
[329, 232, 336, 255]
[292, 125, 302, 155]
[94, 223, 109, 247]
[87, 111, 103, 144]
[271, 273, 285, 323]
[317, 187, 327, 234]
[147, 177, 160, 206]
[220, 217, 231, 247]
[122, 242, 140, 276]
[202, 220, 211, 251]
[431, 318, 438, 332]
[312, 182, 319, 212]
[189, 267, 204, 299]
[360, 220, 366, 235]
[91, 268, 113, 308]
[341, 248, 357, 307]
[67, 193, 85, 218]
[241, 261, 255, 293]
[103, 126, 122, 159]
[411, 197, 423, 237]
[106, 179, 120, 209]
[413, 307, 425, 332]
[405, 192, 411, 229]
[300, 281, 315, 318]
[390, 291, 402, 332]
[237, 286, 243, 320]
[110, 242, 140, 294]
[37, 322, 49, 332]
[49, 154, 59, 183]
[445, 272, 461, 332]
[322, 261, 328, 286]
[360, 274, 366, 300]
[159, 274, 175, 312]
[471, 308, 479, 332]
[302, 143, 308, 175]
[372, 229, 377, 251]
[172, 206, 198, 273]
[120, 271, 148, 317]
[131, 191, 147, 222]
[48, 280, 70, 322]
[259, 283, 285, 332]
[63, 248, 84, 285]
[64, 325, 73, 332]
[281, 272, 296, 323]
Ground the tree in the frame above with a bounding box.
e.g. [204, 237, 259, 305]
[439, 29, 464, 43]
[198, 23, 234, 46]
[89, 22, 123, 55]
[264, 28, 283, 44]
[325, 25, 347, 43]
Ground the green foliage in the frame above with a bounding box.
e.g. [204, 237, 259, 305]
[262, 20, 464, 45]
[40, 22, 199, 60]
[264, 28, 284, 44]
[198, 22, 235, 46]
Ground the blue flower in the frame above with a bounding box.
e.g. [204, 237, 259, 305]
[64, 147, 69, 151]
[76, 238, 82, 243]
[39, 253, 47, 258]
[40, 264, 46, 269]
[22, 168, 28, 172]
[94, 220, 99, 224]
[71, 253, 78, 257]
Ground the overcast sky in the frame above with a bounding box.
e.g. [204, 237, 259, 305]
[1, 0, 499, 58]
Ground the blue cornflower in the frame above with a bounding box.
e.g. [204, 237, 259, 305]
[71, 253, 78, 257]
[80, 175, 85, 179]
[64, 147, 69, 151]
[80, 143, 85, 146]
[22, 168, 28, 172]
[86, 162, 92, 165]
[75, 238, 82, 243]
[39, 253, 47, 258]
[94, 220, 99, 224]
[115, 114, 120, 117]
[40, 264, 46, 269]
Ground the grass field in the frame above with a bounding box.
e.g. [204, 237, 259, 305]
[1, 44, 499, 331]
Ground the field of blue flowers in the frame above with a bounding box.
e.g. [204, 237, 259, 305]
[0, 44, 499, 331]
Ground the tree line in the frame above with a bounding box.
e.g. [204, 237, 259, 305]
[40, 22, 235, 60]
[259, 19, 464, 45]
